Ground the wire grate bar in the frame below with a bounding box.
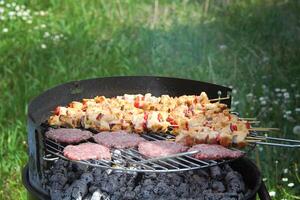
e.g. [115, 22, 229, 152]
[43, 133, 241, 173]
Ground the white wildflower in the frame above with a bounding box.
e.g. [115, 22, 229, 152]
[26, 20, 32, 24]
[0, 1, 4, 5]
[246, 93, 253, 98]
[277, 93, 282, 97]
[260, 100, 267, 105]
[11, 2, 16, 7]
[283, 92, 290, 99]
[275, 88, 281, 92]
[283, 168, 288, 174]
[53, 35, 60, 41]
[282, 177, 288, 182]
[262, 56, 269, 62]
[232, 89, 237, 94]
[262, 84, 267, 89]
[269, 191, 276, 197]
[262, 178, 267, 181]
[291, 83, 296, 88]
[268, 107, 273, 112]
[8, 11, 15, 17]
[275, 160, 279, 164]
[288, 183, 294, 187]
[285, 110, 292, 115]
[43, 32, 50, 38]
[281, 88, 287, 92]
[259, 97, 265, 101]
[219, 44, 227, 51]
[2, 27, 8, 32]
[233, 101, 239, 106]
[40, 24, 46, 28]
[22, 16, 27, 20]
[250, 107, 255, 111]
[41, 44, 47, 49]
[293, 125, 300, 135]
[6, 3, 10, 8]
[22, 10, 29, 16]
[15, 5, 20, 11]
[295, 108, 300, 112]
[0, 7, 4, 13]
[39, 10, 46, 16]
[0, 16, 5, 20]
[296, 94, 300, 98]
[273, 100, 279, 105]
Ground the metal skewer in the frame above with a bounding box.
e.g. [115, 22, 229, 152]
[209, 96, 230, 102]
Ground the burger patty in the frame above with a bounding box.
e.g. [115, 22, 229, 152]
[93, 131, 146, 149]
[45, 128, 93, 144]
[63, 143, 111, 161]
[188, 144, 244, 160]
[138, 140, 188, 158]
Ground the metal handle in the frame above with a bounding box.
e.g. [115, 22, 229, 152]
[43, 154, 59, 161]
[252, 136, 300, 148]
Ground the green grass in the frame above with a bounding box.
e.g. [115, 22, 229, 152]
[0, 0, 300, 199]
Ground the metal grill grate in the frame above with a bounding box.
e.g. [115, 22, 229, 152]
[43, 133, 244, 173]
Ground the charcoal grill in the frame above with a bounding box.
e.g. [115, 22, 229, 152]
[23, 76, 299, 200]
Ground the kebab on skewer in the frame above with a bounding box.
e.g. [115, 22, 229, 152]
[48, 92, 261, 148]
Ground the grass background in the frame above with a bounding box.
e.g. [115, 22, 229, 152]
[0, 0, 300, 199]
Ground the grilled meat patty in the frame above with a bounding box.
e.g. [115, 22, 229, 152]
[138, 140, 188, 158]
[93, 131, 146, 149]
[63, 143, 111, 161]
[189, 144, 244, 160]
[45, 128, 93, 144]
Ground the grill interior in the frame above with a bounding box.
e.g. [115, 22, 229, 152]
[43, 132, 246, 173]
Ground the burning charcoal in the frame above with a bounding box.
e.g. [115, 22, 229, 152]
[211, 180, 225, 193]
[177, 183, 189, 198]
[225, 172, 245, 193]
[81, 172, 94, 183]
[227, 179, 245, 193]
[49, 173, 68, 190]
[223, 164, 233, 173]
[49, 189, 63, 200]
[123, 191, 136, 200]
[63, 179, 89, 200]
[90, 189, 110, 200]
[197, 169, 210, 177]
[153, 182, 168, 195]
[210, 166, 222, 180]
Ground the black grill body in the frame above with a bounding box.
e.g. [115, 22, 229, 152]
[23, 76, 270, 200]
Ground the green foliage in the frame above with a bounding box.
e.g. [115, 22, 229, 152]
[0, 0, 299, 199]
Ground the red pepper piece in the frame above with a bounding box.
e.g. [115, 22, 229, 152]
[185, 122, 189, 130]
[167, 117, 179, 128]
[157, 113, 163, 122]
[230, 124, 238, 132]
[228, 115, 232, 121]
[134, 96, 140, 108]
[54, 107, 60, 115]
[246, 122, 251, 129]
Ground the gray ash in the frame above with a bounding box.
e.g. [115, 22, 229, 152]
[44, 159, 248, 200]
